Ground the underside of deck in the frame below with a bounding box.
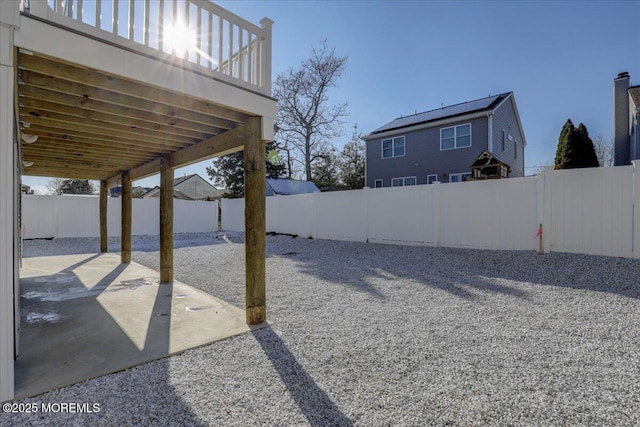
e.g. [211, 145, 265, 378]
[1, 0, 273, 402]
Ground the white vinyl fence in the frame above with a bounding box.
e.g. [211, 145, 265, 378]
[22, 195, 218, 239]
[222, 163, 640, 259]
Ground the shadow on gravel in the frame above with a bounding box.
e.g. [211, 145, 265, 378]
[23, 232, 234, 257]
[252, 327, 353, 427]
[272, 237, 530, 301]
[271, 236, 640, 301]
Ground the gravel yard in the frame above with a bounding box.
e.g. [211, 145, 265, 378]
[3, 232, 640, 426]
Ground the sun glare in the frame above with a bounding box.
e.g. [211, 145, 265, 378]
[164, 22, 196, 56]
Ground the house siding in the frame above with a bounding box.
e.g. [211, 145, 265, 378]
[492, 97, 525, 177]
[366, 117, 489, 186]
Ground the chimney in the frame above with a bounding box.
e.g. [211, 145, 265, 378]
[614, 72, 630, 166]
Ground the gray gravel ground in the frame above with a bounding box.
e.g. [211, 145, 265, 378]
[3, 232, 640, 426]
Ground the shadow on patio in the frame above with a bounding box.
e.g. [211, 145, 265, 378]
[16, 252, 251, 405]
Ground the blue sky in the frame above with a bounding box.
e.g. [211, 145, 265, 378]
[23, 0, 640, 192]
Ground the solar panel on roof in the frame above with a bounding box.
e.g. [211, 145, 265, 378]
[371, 93, 507, 134]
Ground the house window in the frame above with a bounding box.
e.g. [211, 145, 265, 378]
[449, 172, 472, 183]
[514, 140, 517, 159]
[382, 136, 405, 158]
[391, 176, 417, 187]
[427, 174, 438, 184]
[374, 179, 383, 188]
[440, 124, 471, 150]
[502, 130, 506, 151]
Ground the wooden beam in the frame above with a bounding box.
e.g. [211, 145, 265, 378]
[121, 171, 132, 264]
[169, 125, 245, 168]
[159, 154, 173, 283]
[129, 158, 162, 182]
[244, 117, 266, 325]
[100, 180, 108, 253]
[103, 127, 245, 191]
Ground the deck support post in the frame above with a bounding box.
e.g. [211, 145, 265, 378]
[99, 180, 108, 253]
[244, 116, 266, 325]
[121, 171, 132, 263]
[160, 154, 173, 283]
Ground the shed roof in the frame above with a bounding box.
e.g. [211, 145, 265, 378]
[266, 179, 319, 196]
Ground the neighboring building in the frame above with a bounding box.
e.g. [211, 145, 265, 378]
[142, 174, 225, 200]
[109, 186, 152, 198]
[266, 178, 319, 196]
[613, 72, 640, 166]
[363, 92, 526, 187]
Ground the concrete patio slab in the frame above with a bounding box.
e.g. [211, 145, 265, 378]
[15, 253, 254, 400]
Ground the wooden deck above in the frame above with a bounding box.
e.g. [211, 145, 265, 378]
[15, 0, 276, 185]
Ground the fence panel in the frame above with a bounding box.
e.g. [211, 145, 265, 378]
[437, 177, 538, 250]
[548, 166, 634, 257]
[21, 195, 56, 239]
[219, 166, 640, 258]
[174, 199, 217, 233]
[316, 190, 367, 242]
[23, 195, 217, 238]
[277, 194, 315, 237]
[367, 186, 434, 245]
[220, 198, 244, 231]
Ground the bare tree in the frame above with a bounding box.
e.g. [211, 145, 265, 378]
[338, 124, 365, 189]
[45, 178, 95, 195]
[592, 133, 614, 167]
[274, 40, 348, 181]
[45, 178, 65, 195]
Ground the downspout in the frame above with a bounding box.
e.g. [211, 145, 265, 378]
[487, 112, 493, 153]
[633, 107, 640, 159]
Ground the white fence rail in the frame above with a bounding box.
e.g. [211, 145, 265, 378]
[22, 195, 218, 239]
[222, 163, 640, 259]
[23, 0, 272, 95]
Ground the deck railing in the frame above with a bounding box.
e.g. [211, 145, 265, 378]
[22, 0, 273, 96]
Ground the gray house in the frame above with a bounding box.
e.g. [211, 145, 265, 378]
[613, 72, 640, 166]
[364, 92, 526, 187]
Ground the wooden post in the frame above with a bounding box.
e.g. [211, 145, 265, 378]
[160, 154, 173, 283]
[121, 171, 132, 264]
[99, 180, 108, 253]
[244, 117, 266, 324]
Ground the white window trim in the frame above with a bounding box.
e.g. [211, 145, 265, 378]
[440, 123, 472, 151]
[374, 179, 383, 188]
[381, 136, 406, 159]
[391, 176, 417, 187]
[427, 174, 438, 184]
[449, 172, 472, 183]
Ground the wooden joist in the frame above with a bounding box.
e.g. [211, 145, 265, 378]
[20, 54, 249, 123]
[20, 85, 231, 133]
